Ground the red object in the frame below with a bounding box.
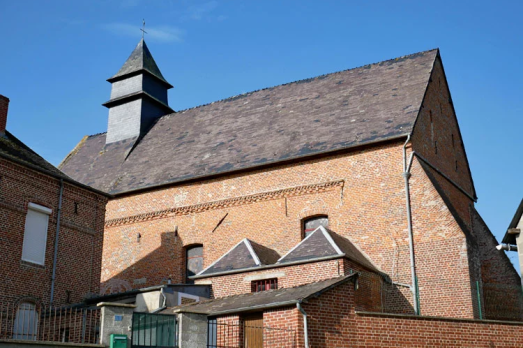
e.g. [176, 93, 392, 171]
[251, 278, 278, 292]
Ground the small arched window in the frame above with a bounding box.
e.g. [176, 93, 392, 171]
[13, 302, 38, 340]
[186, 245, 203, 284]
[302, 215, 329, 239]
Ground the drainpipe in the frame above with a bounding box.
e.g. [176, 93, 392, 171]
[403, 136, 420, 315]
[50, 178, 64, 306]
[297, 302, 309, 348]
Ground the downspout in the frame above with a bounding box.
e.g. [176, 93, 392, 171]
[297, 302, 309, 348]
[50, 178, 64, 306]
[403, 135, 420, 315]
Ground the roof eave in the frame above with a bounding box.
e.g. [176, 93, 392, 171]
[107, 68, 173, 88]
[111, 134, 410, 196]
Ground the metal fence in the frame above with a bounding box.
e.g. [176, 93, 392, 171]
[132, 312, 178, 348]
[207, 320, 296, 348]
[0, 302, 100, 344]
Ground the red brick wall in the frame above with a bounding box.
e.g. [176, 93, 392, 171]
[0, 158, 108, 306]
[302, 280, 523, 347]
[411, 56, 520, 318]
[0, 95, 8, 133]
[354, 312, 523, 347]
[100, 139, 491, 317]
[99, 68, 518, 317]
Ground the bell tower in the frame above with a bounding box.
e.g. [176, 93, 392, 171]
[103, 39, 173, 144]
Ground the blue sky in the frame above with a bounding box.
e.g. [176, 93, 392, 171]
[1, 1, 522, 269]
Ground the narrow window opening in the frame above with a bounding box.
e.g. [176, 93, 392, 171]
[429, 111, 434, 143]
[22, 203, 51, 265]
[65, 290, 71, 304]
[302, 215, 329, 239]
[251, 278, 278, 292]
[435, 141, 438, 154]
[455, 160, 458, 172]
[451, 134, 455, 148]
[186, 245, 203, 284]
[73, 202, 79, 214]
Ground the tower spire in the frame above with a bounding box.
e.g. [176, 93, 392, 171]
[103, 38, 173, 145]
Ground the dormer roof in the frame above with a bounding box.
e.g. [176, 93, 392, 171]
[278, 226, 378, 272]
[198, 239, 280, 276]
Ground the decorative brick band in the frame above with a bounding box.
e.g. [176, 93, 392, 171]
[105, 180, 344, 227]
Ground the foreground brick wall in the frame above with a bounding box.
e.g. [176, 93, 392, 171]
[303, 280, 523, 348]
[0, 158, 108, 305]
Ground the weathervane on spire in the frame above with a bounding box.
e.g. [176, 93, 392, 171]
[140, 19, 147, 39]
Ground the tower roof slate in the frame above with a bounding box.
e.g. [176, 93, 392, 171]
[60, 49, 438, 194]
[108, 39, 172, 87]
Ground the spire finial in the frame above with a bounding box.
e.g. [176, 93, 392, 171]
[140, 19, 147, 39]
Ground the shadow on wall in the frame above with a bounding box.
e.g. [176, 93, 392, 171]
[100, 231, 184, 295]
[355, 270, 414, 315]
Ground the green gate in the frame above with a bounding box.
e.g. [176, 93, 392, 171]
[131, 313, 178, 348]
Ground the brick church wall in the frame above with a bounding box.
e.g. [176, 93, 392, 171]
[100, 56, 518, 318]
[0, 158, 108, 306]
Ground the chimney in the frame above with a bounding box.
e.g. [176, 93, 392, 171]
[0, 95, 9, 134]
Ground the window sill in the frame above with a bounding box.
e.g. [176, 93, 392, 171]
[20, 260, 46, 269]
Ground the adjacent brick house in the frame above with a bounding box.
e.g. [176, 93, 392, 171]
[0, 95, 110, 307]
[59, 40, 520, 325]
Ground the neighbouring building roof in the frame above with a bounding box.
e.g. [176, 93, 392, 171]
[162, 274, 356, 316]
[502, 199, 523, 245]
[0, 131, 68, 178]
[0, 131, 110, 196]
[198, 239, 280, 276]
[278, 226, 378, 272]
[59, 49, 439, 194]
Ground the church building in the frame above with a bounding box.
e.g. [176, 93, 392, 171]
[59, 39, 520, 323]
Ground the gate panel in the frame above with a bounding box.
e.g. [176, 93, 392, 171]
[131, 313, 178, 348]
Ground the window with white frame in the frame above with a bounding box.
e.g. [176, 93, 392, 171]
[21, 203, 52, 265]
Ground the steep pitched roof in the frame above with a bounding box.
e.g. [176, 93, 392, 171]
[60, 49, 438, 194]
[0, 131, 109, 196]
[108, 39, 172, 87]
[198, 239, 279, 276]
[0, 131, 68, 179]
[161, 274, 356, 315]
[278, 226, 378, 272]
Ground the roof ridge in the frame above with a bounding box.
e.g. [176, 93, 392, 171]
[167, 48, 439, 116]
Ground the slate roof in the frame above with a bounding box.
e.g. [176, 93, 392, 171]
[161, 274, 356, 315]
[108, 39, 172, 87]
[0, 131, 109, 196]
[0, 131, 68, 178]
[60, 49, 438, 194]
[278, 226, 378, 272]
[198, 239, 280, 276]
[193, 227, 378, 278]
